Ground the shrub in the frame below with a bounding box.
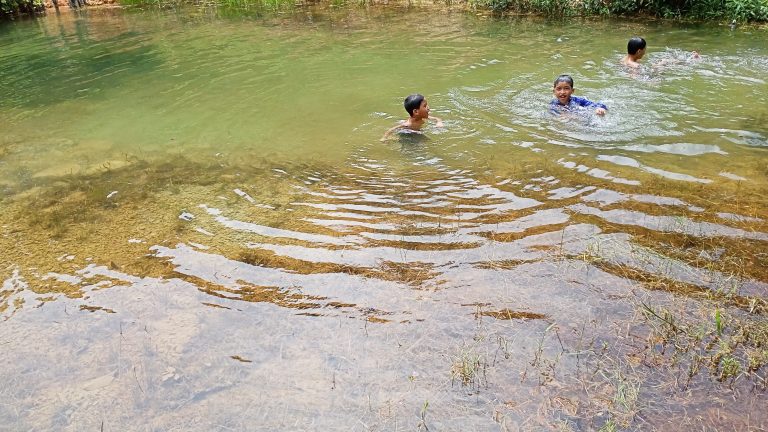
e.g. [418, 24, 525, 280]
[0, 0, 44, 17]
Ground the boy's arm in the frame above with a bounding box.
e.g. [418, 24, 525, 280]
[574, 97, 607, 116]
[430, 116, 445, 128]
[590, 100, 607, 115]
[381, 124, 405, 141]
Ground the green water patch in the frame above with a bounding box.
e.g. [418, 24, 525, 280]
[0, 29, 161, 110]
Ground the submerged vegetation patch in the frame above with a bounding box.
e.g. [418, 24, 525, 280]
[477, 308, 548, 320]
[640, 300, 768, 386]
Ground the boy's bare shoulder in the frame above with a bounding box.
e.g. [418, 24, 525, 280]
[621, 57, 641, 68]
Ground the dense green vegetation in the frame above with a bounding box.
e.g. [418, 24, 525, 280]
[470, 0, 768, 21]
[0, 0, 43, 18]
[1, 0, 767, 27]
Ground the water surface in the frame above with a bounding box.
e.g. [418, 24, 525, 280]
[1, 6, 767, 431]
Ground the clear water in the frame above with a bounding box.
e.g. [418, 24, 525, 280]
[1, 7, 767, 431]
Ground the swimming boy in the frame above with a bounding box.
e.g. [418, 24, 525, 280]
[550, 75, 607, 116]
[622, 36, 646, 68]
[622, 36, 699, 70]
[381, 94, 444, 141]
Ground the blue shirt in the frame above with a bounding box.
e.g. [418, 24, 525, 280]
[550, 96, 607, 114]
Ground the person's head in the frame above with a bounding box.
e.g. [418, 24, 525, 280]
[404, 94, 430, 119]
[627, 37, 646, 58]
[553, 74, 574, 104]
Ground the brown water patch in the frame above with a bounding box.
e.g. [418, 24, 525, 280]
[474, 259, 538, 270]
[477, 309, 548, 320]
[202, 302, 232, 310]
[377, 260, 442, 288]
[591, 260, 766, 314]
[478, 222, 570, 243]
[238, 248, 442, 288]
[362, 238, 481, 251]
[79, 304, 116, 313]
[629, 230, 768, 284]
[230, 355, 252, 363]
[174, 273, 325, 310]
[326, 301, 356, 308]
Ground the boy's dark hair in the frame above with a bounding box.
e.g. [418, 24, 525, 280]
[404, 94, 425, 117]
[627, 37, 646, 55]
[553, 74, 574, 88]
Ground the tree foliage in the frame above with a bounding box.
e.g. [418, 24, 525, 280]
[0, 0, 43, 17]
[471, 0, 768, 21]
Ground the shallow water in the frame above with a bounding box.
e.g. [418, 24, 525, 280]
[1, 6, 767, 431]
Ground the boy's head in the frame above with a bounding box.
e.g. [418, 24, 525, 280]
[404, 94, 429, 119]
[627, 37, 647, 57]
[553, 74, 574, 105]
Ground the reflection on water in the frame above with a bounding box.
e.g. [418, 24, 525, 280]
[1, 7, 767, 431]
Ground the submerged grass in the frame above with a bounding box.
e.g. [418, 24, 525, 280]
[450, 344, 487, 390]
[640, 299, 768, 386]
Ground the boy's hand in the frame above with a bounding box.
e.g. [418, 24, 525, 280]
[595, 108, 606, 116]
[435, 120, 444, 128]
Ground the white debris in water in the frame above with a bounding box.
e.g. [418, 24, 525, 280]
[128, 239, 144, 244]
[272, 168, 288, 175]
[548, 186, 597, 200]
[106, 191, 118, 199]
[199, 204, 222, 215]
[195, 227, 215, 236]
[188, 242, 210, 250]
[57, 254, 75, 262]
[719, 171, 748, 181]
[179, 212, 195, 221]
[582, 189, 628, 206]
[255, 203, 276, 210]
[234, 188, 255, 203]
[717, 212, 763, 222]
[160, 367, 180, 382]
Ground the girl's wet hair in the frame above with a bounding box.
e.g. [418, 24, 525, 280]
[628, 37, 647, 55]
[553, 74, 574, 87]
[404, 94, 425, 116]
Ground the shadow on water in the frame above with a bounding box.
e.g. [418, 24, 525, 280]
[1, 7, 768, 432]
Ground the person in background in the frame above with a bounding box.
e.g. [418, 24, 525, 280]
[622, 36, 647, 68]
[622, 36, 700, 70]
[381, 94, 444, 141]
